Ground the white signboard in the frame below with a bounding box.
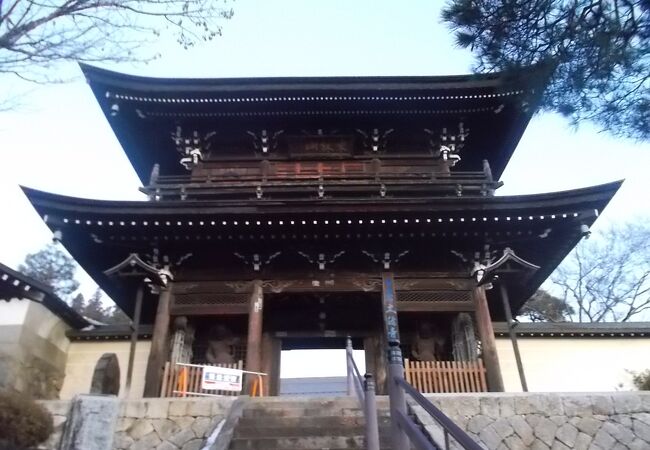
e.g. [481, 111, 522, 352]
[201, 366, 243, 392]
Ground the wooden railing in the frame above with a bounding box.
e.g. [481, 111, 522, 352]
[141, 171, 501, 201]
[404, 359, 487, 393]
[160, 361, 243, 397]
[149, 170, 492, 185]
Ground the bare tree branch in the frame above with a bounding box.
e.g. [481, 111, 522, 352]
[550, 219, 650, 322]
[0, 0, 234, 83]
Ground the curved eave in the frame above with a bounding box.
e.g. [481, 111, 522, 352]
[20, 181, 622, 217]
[80, 63, 544, 95]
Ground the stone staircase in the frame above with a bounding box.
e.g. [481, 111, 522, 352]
[229, 396, 393, 450]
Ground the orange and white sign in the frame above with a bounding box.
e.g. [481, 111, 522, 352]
[201, 366, 243, 392]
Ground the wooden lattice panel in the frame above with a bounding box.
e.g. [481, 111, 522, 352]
[396, 289, 474, 312]
[170, 293, 250, 315]
[173, 293, 249, 306]
[397, 290, 472, 303]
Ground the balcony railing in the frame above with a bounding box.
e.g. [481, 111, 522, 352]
[141, 166, 501, 201]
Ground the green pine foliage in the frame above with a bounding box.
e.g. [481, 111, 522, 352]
[71, 289, 130, 325]
[442, 0, 649, 140]
[18, 244, 79, 301]
[18, 246, 129, 324]
[520, 289, 574, 322]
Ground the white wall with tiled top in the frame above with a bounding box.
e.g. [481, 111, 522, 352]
[496, 336, 650, 392]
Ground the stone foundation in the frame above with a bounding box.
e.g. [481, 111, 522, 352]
[40, 397, 236, 450]
[411, 392, 650, 450]
[39, 393, 650, 450]
[114, 398, 235, 450]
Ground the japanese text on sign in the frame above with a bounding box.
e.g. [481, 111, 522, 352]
[201, 366, 243, 392]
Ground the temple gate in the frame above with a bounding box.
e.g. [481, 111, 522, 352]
[23, 65, 620, 397]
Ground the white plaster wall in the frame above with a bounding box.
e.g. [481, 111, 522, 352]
[496, 337, 650, 392]
[23, 302, 72, 354]
[0, 298, 30, 325]
[0, 298, 72, 397]
[60, 340, 151, 400]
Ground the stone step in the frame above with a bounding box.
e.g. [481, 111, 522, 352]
[230, 397, 395, 449]
[234, 424, 393, 438]
[229, 434, 393, 450]
[244, 396, 391, 408]
[237, 414, 392, 430]
[246, 395, 390, 403]
[244, 401, 390, 410]
[242, 406, 391, 418]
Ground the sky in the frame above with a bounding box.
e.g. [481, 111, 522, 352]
[0, 1, 649, 316]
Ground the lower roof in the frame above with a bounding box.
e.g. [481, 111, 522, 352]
[21, 181, 621, 322]
[67, 321, 650, 341]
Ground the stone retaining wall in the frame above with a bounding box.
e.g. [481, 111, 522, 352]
[411, 392, 650, 450]
[39, 393, 650, 450]
[40, 397, 235, 450]
[40, 400, 71, 450]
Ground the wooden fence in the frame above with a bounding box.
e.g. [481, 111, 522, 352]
[160, 361, 244, 397]
[404, 359, 487, 393]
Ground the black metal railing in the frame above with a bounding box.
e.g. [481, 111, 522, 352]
[345, 338, 380, 450]
[396, 377, 483, 450]
[386, 342, 483, 450]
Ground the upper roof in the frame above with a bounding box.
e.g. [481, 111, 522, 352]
[0, 262, 90, 329]
[80, 64, 546, 184]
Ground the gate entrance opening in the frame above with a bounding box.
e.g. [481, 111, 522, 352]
[279, 337, 365, 396]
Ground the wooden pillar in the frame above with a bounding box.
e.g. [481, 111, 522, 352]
[364, 331, 388, 395]
[381, 272, 400, 344]
[380, 272, 401, 396]
[125, 283, 144, 398]
[143, 285, 173, 397]
[245, 280, 264, 392]
[500, 283, 528, 392]
[261, 332, 281, 396]
[473, 286, 504, 392]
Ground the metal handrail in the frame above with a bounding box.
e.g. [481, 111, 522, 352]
[393, 408, 438, 450]
[345, 338, 380, 450]
[385, 342, 482, 450]
[346, 348, 365, 405]
[395, 377, 483, 450]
